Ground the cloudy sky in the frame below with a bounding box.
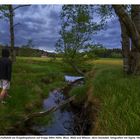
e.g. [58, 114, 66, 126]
[0, 5, 121, 51]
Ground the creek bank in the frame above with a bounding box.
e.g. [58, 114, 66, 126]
[7, 75, 95, 135]
[31, 75, 90, 135]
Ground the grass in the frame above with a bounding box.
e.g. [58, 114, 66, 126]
[89, 58, 140, 135]
[0, 57, 139, 135]
[69, 85, 88, 104]
[0, 57, 68, 134]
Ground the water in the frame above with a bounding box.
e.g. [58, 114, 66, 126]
[64, 75, 84, 82]
[33, 75, 84, 135]
[41, 90, 74, 135]
[34, 75, 83, 135]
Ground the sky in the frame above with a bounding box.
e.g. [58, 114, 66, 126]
[0, 5, 121, 52]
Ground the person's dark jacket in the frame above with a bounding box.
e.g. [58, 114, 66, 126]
[0, 57, 12, 81]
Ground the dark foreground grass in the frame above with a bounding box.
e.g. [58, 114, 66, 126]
[90, 59, 140, 135]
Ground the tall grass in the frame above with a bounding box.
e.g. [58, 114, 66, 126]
[91, 59, 140, 135]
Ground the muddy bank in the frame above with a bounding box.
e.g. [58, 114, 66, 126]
[69, 84, 97, 135]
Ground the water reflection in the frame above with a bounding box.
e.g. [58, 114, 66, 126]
[34, 75, 84, 135]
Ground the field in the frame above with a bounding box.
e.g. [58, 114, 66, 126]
[0, 57, 140, 135]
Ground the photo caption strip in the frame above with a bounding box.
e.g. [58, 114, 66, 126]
[0, 136, 140, 140]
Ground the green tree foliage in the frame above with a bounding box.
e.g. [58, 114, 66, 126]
[56, 5, 103, 75]
[85, 44, 122, 59]
[18, 48, 42, 57]
[0, 5, 9, 18]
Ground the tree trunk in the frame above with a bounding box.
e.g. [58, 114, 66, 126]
[119, 18, 131, 74]
[71, 63, 85, 76]
[130, 5, 140, 74]
[112, 5, 140, 51]
[8, 5, 16, 62]
[113, 5, 140, 74]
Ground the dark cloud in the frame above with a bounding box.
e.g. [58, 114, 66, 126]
[0, 5, 62, 51]
[0, 20, 10, 45]
[0, 5, 121, 51]
[93, 18, 121, 48]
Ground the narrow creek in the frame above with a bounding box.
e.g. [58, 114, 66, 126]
[7, 75, 91, 135]
[32, 75, 88, 135]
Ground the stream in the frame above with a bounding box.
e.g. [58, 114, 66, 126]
[32, 75, 86, 135]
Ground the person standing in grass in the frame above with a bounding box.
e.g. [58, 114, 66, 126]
[0, 48, 12, 103]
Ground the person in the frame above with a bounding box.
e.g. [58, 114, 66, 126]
[0, 48, 12, 103]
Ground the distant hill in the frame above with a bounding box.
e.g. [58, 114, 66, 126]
[0, 45, 56, 57]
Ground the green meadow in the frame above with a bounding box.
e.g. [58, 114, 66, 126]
[0, 57, 140, 135]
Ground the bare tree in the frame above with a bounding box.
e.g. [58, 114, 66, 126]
[0, 5, 30, 62]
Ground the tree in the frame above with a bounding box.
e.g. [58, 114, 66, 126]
[113, 5, 140, 74]
[118, 6, 131, 74]
[130, 5, 140, 74]
[0, 5, 30, 62]
[113, 5, 140, 51]
[56, 5, 103, 75]
[96, 5, 131, 73]
[8, 5, 15, 62]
